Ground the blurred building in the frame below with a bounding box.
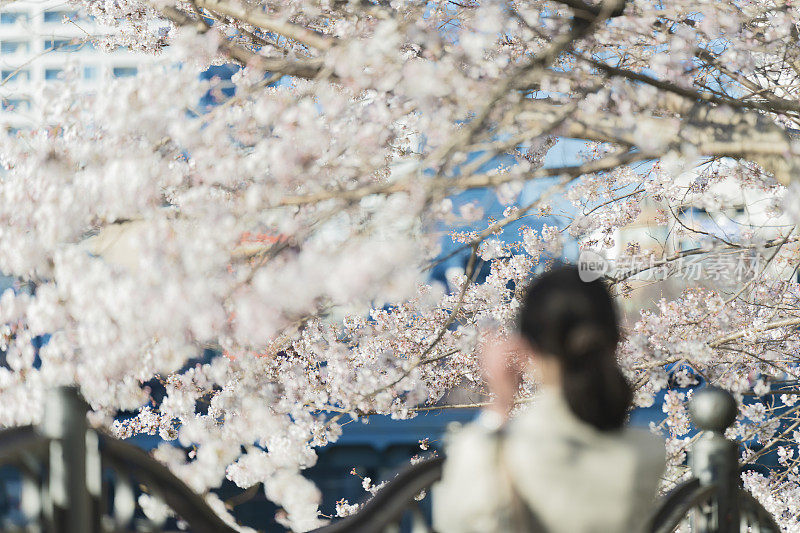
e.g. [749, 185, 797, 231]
[598, 161, 793, 323]
[0, 0, 152, 131]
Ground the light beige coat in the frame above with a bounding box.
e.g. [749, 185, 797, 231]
[433, 388, 665, 532]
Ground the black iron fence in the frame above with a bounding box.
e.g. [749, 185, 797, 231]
[0, 386, 783, 532]
[311, 387, 781, 533]
[0, 387, 238, 533]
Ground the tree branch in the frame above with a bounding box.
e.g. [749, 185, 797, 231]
[194, 0, 334, 51]
[709, 317, 800, 348]
[277, 149, 653, 207]
[160, 6, 327, 79]
[577, 53, 800, 115]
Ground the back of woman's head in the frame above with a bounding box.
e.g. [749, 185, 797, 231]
[518, 265, 632, 431]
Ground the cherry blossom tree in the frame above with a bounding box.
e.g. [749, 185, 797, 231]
[2, 0, 800, 529]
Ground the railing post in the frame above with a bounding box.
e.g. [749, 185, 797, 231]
[39, 386, 95, 533]
[689, 387, 740, 533]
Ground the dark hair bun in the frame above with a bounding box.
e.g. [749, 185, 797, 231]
[562, 323, 609, 370]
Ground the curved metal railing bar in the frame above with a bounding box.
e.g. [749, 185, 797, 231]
[644, 483, 781, 533]
[646, 477, 699, 532]
[97, 433, 240, 533]
[0, 426, 46, 465]
[737, 489, 781, 533]
[312, 455, 444, 533]
[647, 480, 714, 533]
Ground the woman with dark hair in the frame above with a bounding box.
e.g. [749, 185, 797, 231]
[433, 265, 665, 532]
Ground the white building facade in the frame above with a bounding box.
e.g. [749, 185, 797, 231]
[0, 0, 151, 130]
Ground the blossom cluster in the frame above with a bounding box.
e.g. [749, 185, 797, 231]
[1, 0, 800, 529]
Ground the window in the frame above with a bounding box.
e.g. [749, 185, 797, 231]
[43, 10, 77, 23]
[677, 206, 709, 219]
[44, 68, 64, 81]
[1, 70, 30, 83]
[83, 66, 97, 79]
[0, 12, 29, 24]
[1, 98, 30, 111]
[44, 39, 81, 52]
[0, 41, 30, 54]
[112, 67, 137, 78]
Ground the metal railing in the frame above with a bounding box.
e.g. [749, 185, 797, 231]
[313, 387, 782, 533]
[0, 386, 782, 532]
[645, 387, 781, 533]
[0, 387, 238, 533]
